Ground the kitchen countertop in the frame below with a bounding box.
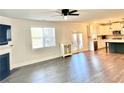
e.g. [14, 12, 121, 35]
[105, 39, 124, 43]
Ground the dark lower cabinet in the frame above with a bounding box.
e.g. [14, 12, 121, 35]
[0, 53, 10, 81]
[94, 41, 98, 51]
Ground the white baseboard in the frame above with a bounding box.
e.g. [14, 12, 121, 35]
[11, 49, 89, 69]
[12, 55, 60, 69]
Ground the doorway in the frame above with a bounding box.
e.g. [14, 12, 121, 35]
[72, 33, 83, 53]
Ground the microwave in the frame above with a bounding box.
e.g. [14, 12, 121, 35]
[112, 30, 121, 35]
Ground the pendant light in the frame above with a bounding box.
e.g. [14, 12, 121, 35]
[122, 18, 124, 31]
[109, 20, 112, 31]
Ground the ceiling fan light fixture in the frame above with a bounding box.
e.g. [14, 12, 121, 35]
[64, 16, 67, 20]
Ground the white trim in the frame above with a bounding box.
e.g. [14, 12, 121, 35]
[12, 55, 60, 69]
[12, 49, 89, 69]
[0, 48, 11, 55]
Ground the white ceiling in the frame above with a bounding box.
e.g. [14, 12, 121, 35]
[0, 9, 124, 22]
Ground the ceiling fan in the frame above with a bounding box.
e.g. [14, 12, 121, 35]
[56, 9, 79, 20]
[61, 9, 79, 16]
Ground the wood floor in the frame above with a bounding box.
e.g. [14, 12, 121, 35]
[1, 49, 124, 83]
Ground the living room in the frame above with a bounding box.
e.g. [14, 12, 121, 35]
[1, 9, 124, 83]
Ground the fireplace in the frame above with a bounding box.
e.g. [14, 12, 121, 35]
[0, 53, 10, 81]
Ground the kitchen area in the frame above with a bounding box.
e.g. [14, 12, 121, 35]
[88, 19, 124, 53]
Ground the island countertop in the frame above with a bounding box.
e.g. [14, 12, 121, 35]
[105, 39, 124, 43]
[105, 39, 124, 53]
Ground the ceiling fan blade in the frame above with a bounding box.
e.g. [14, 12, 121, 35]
[69, 10, 78, 14]
[68, 14, 79, 16]
[55, 11, 62, 14]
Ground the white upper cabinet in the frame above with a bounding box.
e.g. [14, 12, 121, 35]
[112, 23, 122, 30]
[99, 25, 112, 35]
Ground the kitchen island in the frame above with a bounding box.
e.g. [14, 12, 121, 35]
[105, 40, 124, 53]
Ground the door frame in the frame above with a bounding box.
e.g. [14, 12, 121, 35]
[72, 32, 83, 54]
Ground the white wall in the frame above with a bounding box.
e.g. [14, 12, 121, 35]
[0, 16, 88, 69]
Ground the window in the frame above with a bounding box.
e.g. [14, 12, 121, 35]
[31, 27, 56, 49]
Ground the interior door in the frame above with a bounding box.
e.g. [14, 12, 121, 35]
[72, 33, 83, 53]
[72, 33, 78, 53]
[78, 33, 83, 51]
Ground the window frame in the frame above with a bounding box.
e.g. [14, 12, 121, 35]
[31, 27, 56, 49]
